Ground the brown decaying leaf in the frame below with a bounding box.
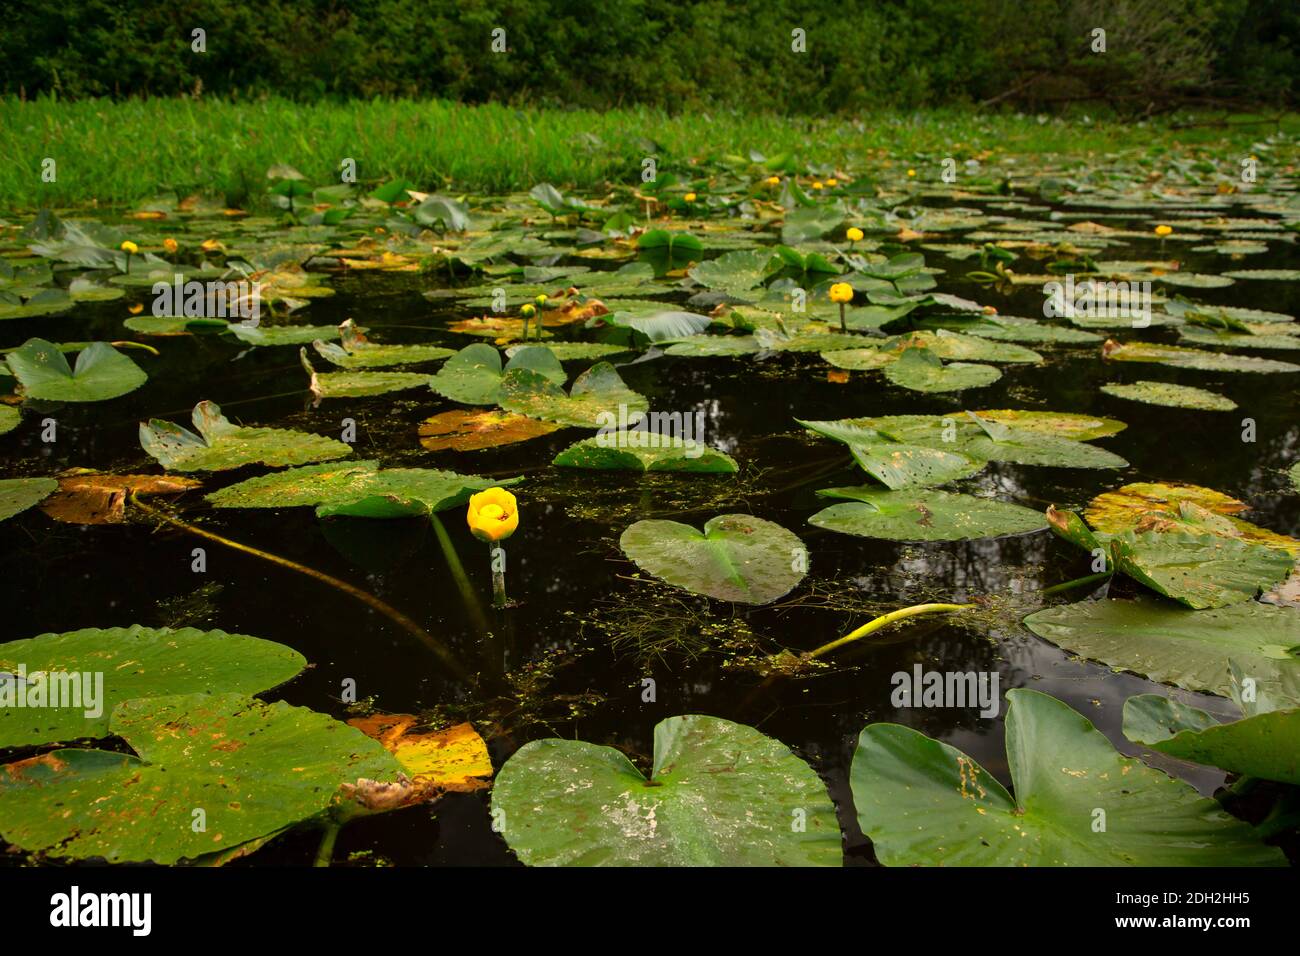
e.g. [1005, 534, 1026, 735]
[418, 409, 560, 452]
[40, 472, 202, 525]
[342, 715, 492, 811]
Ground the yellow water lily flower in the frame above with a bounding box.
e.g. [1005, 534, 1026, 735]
[765, 176, 780, 186]
[829, 282, 854, 303]
[521, 304, 536, 318]
[467, 487, 519, 543]
[163, 237, 178, 254]
[906, 169, 916, 178]
[1154, 224, 1173, 237]
[535, 294, 548, 307]
[826, 178, 838, 187]
[846, 227, 864, 242]
[812, 181, 823, 190]
[120, 241, 138, 254]
[683, 192, 697, 202]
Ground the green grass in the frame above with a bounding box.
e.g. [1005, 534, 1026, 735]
[2, 96, 1296, 211]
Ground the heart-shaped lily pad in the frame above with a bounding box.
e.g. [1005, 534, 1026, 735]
[1109, 531, 1294, 609]
[1101, 380, 1236, 411]
[501, 362, 648, 428]
[429, 343, 565, 405]
[1023, 596, 1300, 697]
[140, 400, 353, 472]
[205, 459, 516, 518]
[0, 626, 306, 747]
[851, 688, 1282, 866]
[491, 715, 840, 866]
[809, 487, 1047, 541]
[553, 435, 738, 473]
[312, 320, 452, 368]
[0, 693, 401, 863]
[883, 347, 1001, 393]
[6, 338, 147, 402]
[620, 514, 807, 604]
[849, 442, 985, 489]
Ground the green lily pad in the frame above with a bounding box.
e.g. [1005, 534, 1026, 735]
[1110, 531, 1294, 608]
[809, 487, 1046, 541]
[553, 435, 738, 473]
[851, 688, 1282, 866]
[1222, 269, 1300, 281]
[312, 320, 453, 368]
[1123, 693, 1300, 785]
[430, 344, 565, 405]
[206, 459, 517, 518]
[1101, 380, 1236, 411]
[620, 514, 807, 604]
[969, 409, 1126, 440]
[887, 330, 1043, 364]
[0, 626, 306, 748]
[5, 339, 147, 402]
[687, 249, 774, 295]
[1103, 340, 1300, 373]
[491, 715, 840, 866]
[0, 693, 400, 864]
[849, 442, 985, 489]
[1023, 596, 1300, 697]
[664, 334, 762, 357]
[228, 323, 341, 346]
[501, 362, 647, 428]
[140, 400, 353, 472]
[864, 414, 1129, 470]
[299, 348, 430, 399]
[882, 347, 1002, 393]
[0, 406, 19, 436]
[0, 477, 58, 521]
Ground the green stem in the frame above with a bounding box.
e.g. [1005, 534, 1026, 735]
[129, 492, 469, 681]
[1041, 570, 1113, 597]
[430, 513, 490, 635]
[838, 301, 847, 333]
[490, 543, 508, 609]
[806, 603, 973, 660]
[314, 821, 340, 868]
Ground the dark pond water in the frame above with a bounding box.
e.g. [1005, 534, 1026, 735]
[3, 198, 1299, 866]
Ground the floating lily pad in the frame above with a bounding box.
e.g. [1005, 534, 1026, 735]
[882, 347, 1002, 393]
[1023, 596, 1300, 697]
[491, 715, 840, 866]
[809, 487, 1046, 541]
[39, 473, 200, 524]
[849, 442, 985, 489]
[418, 409, 560, 451]
[1102, 339, 1300, 373]
[1123, 693, 1300, 786]
[5, 339, 147, 402]
[620, 514, 807, 604]
[0, 407, 19, 436]
[1101, 380, 1236, 411]
[969, 409, 1126, 440]
[206, 459, 516, 518]
[140, 400, 353, 472]
[501, 362, 647, 428]
[312, 320, 453, 368]
[0, 693, 400, 864]
[0, 626, 306, 748]
[851, 688, 1282, 866]
[1109, 531, 1293, 609]
[430, 344, 565, 405]
[553, 435, 738, 473]
[0, 477, 58, 521]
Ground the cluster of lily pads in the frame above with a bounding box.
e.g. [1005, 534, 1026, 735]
[2, 140, 1300, 866]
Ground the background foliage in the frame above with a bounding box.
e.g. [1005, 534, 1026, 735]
[2, 0, 1296, 112]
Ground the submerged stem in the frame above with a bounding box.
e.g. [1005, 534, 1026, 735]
[313, 821, 340, 868]
[489, 543, 508, 609]
[129, 492, 469, 681]
[430, 513, 490, 635]
[806, 603, 973, 660]
[1041, 570, 1113, 597]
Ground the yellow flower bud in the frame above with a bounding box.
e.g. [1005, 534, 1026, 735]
[535, 294, 548, 307]
[812, 181, 823, 190]
[765, 176, 780, 186]
[846, 227, 864, 242]
[1154, 224, 1173, 237]
[684, 192, 697, 202]
[120, 241, 139, 254]
[467, 487, 519, 543]
[826, 178, 838, 187]
[163, 238, 178, 254]
[521, 304, 536, 318]
[906, 169, 916, 178]
[829, 282, 854, 304]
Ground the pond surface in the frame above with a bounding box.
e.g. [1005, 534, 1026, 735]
[2, 178, 1299, 865]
